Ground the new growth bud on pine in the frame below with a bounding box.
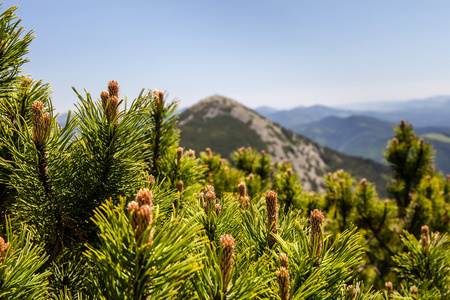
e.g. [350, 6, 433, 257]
[128, 188, 154, 244]
[203, 188, 217, 218]
[410, 286, 418, 295]
[176, 147, 183, 164]
[310, 209, 324, 258]
[278, 253, 289, 269]
[0, 237, 10, 262]
[153, 89, 164, 113]
[32, 101, 50, 146]
[219, 234, 235, 292]
[277, 267, 290, 300]
[100, 91, 109, 110]
[108, 80, 120, 98]
[206, 147, 212, 157]
[345, 285, 357, 299]
[385, 281, 393, 294]
[107, 96, 119, 125]
[177, 180, 184, 193]
[238, 182, 250, 209]
[188, 149, 195, 158]
[421, 225, 430, 250]
[265, 190, 278, 248]
[215, 203, 222, 217]
[136, 188, 153, 206]
[101, 81, 120, 126]
[127, 201, 140, 229]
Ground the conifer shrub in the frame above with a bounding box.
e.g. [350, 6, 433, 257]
[0, 4, 449, 299]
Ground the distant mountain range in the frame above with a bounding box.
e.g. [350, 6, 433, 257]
[177, 95, 391, 195]
[256, 95, 450, 128]
[255, 96, 450, 175]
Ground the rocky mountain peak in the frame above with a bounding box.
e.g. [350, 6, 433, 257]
[178, 95, 390, 193]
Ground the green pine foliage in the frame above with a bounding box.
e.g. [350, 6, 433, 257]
[391, 227, 450, 299]
[0, 221, 50, 299]
[85, 197, 205, 299]
[324, 169, 355, 231]
[0, 4, 449, 299]
[273, 161, 303, 213]
[385, 120, 434, 219]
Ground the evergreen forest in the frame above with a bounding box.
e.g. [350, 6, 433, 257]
[0, 5, 449, 300]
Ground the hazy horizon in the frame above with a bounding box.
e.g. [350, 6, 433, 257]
[4, 1, 450, 112]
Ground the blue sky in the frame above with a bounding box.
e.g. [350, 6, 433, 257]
[4, 1, 450, 112]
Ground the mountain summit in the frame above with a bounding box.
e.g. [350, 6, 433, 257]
[178, 95, 390, 193]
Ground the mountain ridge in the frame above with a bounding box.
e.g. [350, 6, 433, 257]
[178, 95, 390, 194]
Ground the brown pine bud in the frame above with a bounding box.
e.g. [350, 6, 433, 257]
[148, 175, 155, 188]
[188, 149, 195, 158]
[107, 80, 119, 98]
[138, 205, 153, 227]
[278, 253, 289, 269]
[177, 180, 184, 193]
[410, 285, 418, 295]
[219, 234, 235, 291]
[421, 225, 430, 250]
[204, 190, 216, 216]
[310, 209, 324, 258]
[127, 201, 140, 237]
[127, 201, 139, 230]
[286, 168, 293, 177]
[360, 178, 367, 186]
[157, 91, 164, 111]
[0, 237, 10, 261]
[215, 204, 222, 217]
[106, 96, 119, 124]
[129, 189, 155, 243]
[176, 147, 183, 163]
[153, 89, 164, 112]
[205, 185, 215, 193]
[385, 281, 393, 294]
[100, 91, 109, 110]
[238, 182, 246, 198]
[31, 101, 45, 145]
[136, 188, 153, 206]
[265, 190, 278, 248]
[20, 77, 32, 90]
[134, 204, 153, 243]
[43, 112, 51, 138]
[238, 182, 249, 209]
[206, 147, 212, 157]
[345, 285, 357, 299]
[277, 267, 290, 300]
[127, 200, 139, 215]
[400, 119, 406, 129]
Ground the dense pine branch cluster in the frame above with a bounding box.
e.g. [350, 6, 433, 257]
[0, 4, 449, 300]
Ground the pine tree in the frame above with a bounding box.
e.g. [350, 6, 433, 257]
[384, 120, 433, 218]
[391, 226, 450, 299]
[0, 5, 36, 226]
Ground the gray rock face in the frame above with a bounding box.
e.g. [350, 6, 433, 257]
[180, 95, 328, 191]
